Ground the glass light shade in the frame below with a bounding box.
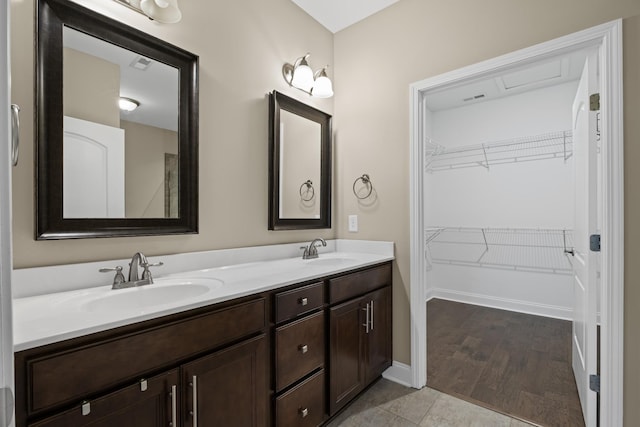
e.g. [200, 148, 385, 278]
[291, 63, 314, 92]
[119, 97, 139, 112]
[312, 75, 334, 98]
[140, 0, 182, 23]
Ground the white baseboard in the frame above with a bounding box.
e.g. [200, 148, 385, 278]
[425, 287, 435, 302]
[427, 288, 572, 320]
[382, 361, 413, 388]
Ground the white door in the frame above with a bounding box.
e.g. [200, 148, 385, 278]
[571, 49, 599, 427]
[0, 0, 14, 425]
[63, 116, 125, 218]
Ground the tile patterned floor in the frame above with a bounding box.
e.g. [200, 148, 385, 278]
[327, 379, 536, 427]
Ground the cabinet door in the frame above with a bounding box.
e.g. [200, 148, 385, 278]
[29, 369, 179, 427]
[182, 334, 267, 427]
[328, 297, 366, 415]
[364, 286, 392, 383]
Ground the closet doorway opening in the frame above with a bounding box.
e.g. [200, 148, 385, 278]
[409, 20, 623, 427]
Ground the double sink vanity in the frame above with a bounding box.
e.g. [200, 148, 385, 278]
[12, 241, 394, 426]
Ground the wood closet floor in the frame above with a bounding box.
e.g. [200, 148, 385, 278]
[427, 298, 585, 427]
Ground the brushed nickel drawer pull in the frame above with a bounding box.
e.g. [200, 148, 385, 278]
[140, 379, 148, 392]
[299, 297, 308, 306]
[81, 401, 91, 416]
[190, 375, 198, 427]
[298, 344, 308, 354]
[170, 385, 177, 427]
[299, 407, 309, 418]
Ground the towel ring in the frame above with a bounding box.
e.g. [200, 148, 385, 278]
[300, 180, 315, 201]
[353, 174, 373, 199]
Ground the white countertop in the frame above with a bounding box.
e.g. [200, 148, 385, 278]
[13, 249, 394, 352]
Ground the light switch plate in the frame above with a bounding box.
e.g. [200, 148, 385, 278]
[348, 215, 358, 232]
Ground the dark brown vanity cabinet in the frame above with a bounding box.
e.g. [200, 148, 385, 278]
[272, 281, 326, 427]
[15, 296, 268, 427]
[15, 261, 392, 427]
[328, 265, 392, 416]
[182, 334, 267, 427]
[29, 369, 179, 427]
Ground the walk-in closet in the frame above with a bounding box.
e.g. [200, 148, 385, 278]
[422, 49, 596, 426]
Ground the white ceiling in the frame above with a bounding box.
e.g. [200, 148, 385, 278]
[291, 0, 399, 33]
[63, 26, 179, 132]
[425, 49, 590, 111]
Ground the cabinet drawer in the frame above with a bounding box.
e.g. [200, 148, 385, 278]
[275, 311, 324, 391]
[276, 370, 324, 427]
[29, 369, 179, 427]
[329, 263, 391, 304]
[24, 297, 265, 415]
[275, 281, 324, 323]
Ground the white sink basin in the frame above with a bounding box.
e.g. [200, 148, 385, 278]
[82, 278, 224, 313]
[304, 257, 358, 267]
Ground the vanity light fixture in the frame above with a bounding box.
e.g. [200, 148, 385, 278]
[119, 97, 140, 112]
[112, 0, 182, 24]
[283, 54, 334, 98]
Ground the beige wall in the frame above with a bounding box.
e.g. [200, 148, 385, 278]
[10, 0, 334, 267]
[121, 120, 177, 218]
[333, 0, 640, 423]
[63, 47, 120, 128]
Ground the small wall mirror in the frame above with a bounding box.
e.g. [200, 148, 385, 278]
[36, 0, 198, 239]
[268, 91, 331, 230]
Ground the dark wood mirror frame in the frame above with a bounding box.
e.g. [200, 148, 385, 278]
[36, 0, 199, 239]
[268, 91, 332, 230]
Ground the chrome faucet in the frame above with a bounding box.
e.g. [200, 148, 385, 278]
[100, 252, 163, 289]
[128, 252, 148, 282]
[301, 238, 327, 260]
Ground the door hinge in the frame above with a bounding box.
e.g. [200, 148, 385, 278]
[590, 93, 600, 111]
[589, 374, 600, 393]
[590, 234, 601, 252]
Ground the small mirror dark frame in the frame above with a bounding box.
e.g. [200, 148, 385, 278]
[36, 0, 199, 239]
[268, 91, 331, 230]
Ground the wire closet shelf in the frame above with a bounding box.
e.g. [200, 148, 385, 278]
[425, 227, 574, 275]
[424, 130, 573, 172]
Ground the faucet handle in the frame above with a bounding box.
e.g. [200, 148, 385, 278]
[141, 261, 163, 281]
[99, 266, 125, 286]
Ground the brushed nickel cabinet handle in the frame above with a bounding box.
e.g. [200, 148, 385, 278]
[298, 344, 308, 354]
[10, 104, 19, 166]
[170, 385, 177, 427]
[299, 407, 309, 418]
[190, 375, 198, 427]
[362, 303, 370, 334]
[299, 297, 308, 306]
[370, 300, 374, 331]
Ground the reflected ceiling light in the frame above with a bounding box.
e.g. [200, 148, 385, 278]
[283, 53, 334, 98]
[119, 97, 140, 112]
[113, 0, 182, 24]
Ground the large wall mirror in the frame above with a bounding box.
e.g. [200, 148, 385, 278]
[36, 0, 198, 239]
[268, 91, 331, 230]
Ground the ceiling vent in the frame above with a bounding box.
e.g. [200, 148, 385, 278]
[463, 93, 486, 102]
[130, 56, 152, 71]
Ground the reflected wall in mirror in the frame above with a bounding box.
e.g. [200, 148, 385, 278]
[62, 27, 179, 219]
[269, 91, 331, 230]
[37, 0, 199, 239]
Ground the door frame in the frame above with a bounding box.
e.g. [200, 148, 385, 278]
[409, 20, 623, 426]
